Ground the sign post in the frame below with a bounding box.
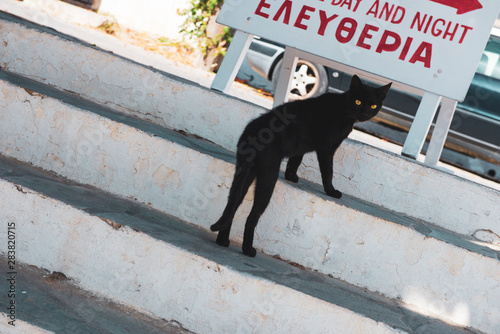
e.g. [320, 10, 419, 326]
[424, 97, 458, 165]
[212, 0, 500, 164]
[402, 93, 442, 159]
[211, 30, 254, 93]
[272, 46, 299, 108]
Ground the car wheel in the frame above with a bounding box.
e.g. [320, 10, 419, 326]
[272, 59, 329, 100]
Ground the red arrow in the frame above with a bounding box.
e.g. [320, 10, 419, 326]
[429, 0, 483, 14]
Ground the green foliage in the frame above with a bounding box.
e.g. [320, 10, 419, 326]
[180, 0, 233, 57]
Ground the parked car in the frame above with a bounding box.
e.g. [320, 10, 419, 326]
[246, 33, 500, 182]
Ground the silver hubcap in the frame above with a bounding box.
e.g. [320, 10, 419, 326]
[291, 62, 319, 98]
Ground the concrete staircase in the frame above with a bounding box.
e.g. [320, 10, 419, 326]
[0, 9, 499, 334]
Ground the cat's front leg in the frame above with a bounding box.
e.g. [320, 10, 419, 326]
[316, 150, 342, 199]
[285, 155, 303, 183]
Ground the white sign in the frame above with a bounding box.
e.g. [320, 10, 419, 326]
[217, 0, 500, 101]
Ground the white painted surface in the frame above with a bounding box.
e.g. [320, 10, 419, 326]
[0, 16, 498, 247]
[0, 19, 251, 152]
[99, 0, 191, 39]
[0, 179, 404, 334]
[217, 0, 500, 101]
[0, 79, 499, 332]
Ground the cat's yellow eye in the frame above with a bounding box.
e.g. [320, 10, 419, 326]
[355, 100, 362, 106]
[371, 104, 377, 109]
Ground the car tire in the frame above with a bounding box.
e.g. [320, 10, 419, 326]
[272, 59, 329, 100]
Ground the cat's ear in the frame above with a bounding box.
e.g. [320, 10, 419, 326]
[350, 75, 363, 91]
[377, 82, 392, 101]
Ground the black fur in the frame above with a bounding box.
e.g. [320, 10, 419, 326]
[211, 75, 392, 257]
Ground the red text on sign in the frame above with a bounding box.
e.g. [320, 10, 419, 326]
[411, 12, 473, 44]
[254, 0, 435, 68]
[366, 0, 406, 24]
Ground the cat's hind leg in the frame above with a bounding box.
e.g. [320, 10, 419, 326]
[242, 161, 280, 257]
[215, 167, 255, 247]
[211, 163, 255, 247]
[285, 154, 303, 183]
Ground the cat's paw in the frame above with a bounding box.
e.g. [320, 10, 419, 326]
[285, 171, 299, 183]
[210, 220, 226, 232]
[325, 188, 342, 199]
[215, 236, 230, 247]
[242, 245, 257, 257]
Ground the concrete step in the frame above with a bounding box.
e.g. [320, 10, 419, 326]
[0, 256, 192, 334]
[0, 155, 479, 334]
[0, 70, 498, 332]
[0, 10, 498, 246]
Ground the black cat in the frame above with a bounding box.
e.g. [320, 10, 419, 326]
[211, 75, 391, 257]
